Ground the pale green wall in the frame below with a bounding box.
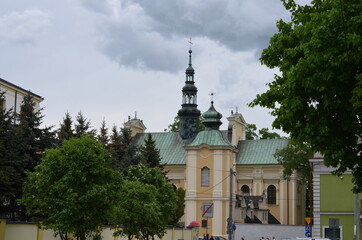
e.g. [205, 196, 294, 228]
[320, 174, 362, 240]
[320, 174, 355, 212]
[320, 214, 361, 240]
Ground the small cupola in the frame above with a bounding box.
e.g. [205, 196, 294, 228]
[202, 101, 223, 130]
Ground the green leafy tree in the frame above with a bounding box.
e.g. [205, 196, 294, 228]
[274, 143, 313, 182]
[113, 180, 162, 240]
[127, 164, 177, 237]
[258, 128, 281, 139]
[250, 0, 362, 192]
[245, 124, 258, 140]
[57, 112, 74, 143]
[167, 115, 205, 132]
[170, 187, 185, 226]
[274, 142, 313, 216]
[246, 123, 281, 140]
[74, 111, 96, 138]
[21, 135, 123, 240]
[141, 134, 163, 168]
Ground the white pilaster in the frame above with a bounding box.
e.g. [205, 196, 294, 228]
[185, 150, 198, 225]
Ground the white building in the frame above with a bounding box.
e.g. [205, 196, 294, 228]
[0, 78, 43, 113]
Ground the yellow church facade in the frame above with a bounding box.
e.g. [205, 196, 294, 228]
[125, 49, 306, 237]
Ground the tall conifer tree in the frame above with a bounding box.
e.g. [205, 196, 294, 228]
[109, 126, 124, 173]
[97, 119, 109, 147]
[74, 111, 96, 138]
[141, 134, 162, 168]
[57, 112, 74, 143]
[119, 127, 142, 173]
[0, 92, 18, 217]
[10, 94, 55, 219]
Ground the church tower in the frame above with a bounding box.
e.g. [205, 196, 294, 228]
[178, 49, 201, 140]
[184, 100, 237, 237]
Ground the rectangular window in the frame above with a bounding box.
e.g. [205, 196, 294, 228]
[323, 226, 342, 240]
[267, 185, 277, 205]
[201, 167, 210, 187]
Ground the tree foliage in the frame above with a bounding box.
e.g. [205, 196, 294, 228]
[274, 142, 313, 182]
[170, 187, 186, 226]
[0, 92, 17, 217]
[113, 180, 162, 240]
[108, 126, 142, 175]
[250, 0, 362, 192]
[74, 112, 96, 138]
[97, 119, 109, 147]
[57, 112, 74, 143]
[274, 142, 313, 216]
[4, 94, 56, 220]
[127, 164, 177, 236]
[245, 123, 282, 140]
[141, 134, 163, 168]
[21, 135, 123, 240]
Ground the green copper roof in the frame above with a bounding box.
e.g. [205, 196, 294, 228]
[236, 139, 289, 165]
[202, 102, 223, 130]
[134, 132, 192, 165]
[135, 132, 289, 166]
[187, 130, 232, 147]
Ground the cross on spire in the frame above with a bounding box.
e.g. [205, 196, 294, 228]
[209, 90, 216, 102]
[188, 37, 193, 50]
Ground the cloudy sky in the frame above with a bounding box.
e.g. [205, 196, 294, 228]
[0, 0, 307, 135]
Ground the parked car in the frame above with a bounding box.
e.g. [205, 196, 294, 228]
[213, 236, 227, 240]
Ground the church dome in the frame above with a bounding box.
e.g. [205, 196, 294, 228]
[202, 101, 222, 130]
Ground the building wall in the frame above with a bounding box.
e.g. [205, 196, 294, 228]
[234, 223, 305, 240]
[320, 214, 354, 240]
[0, 220, 193, 240]
[320, 174, 355, 212]
[235, 165, 304, 225]
[311, 158, 362, 239]
[184, 146, 235, 237]
[0, 79, 42, 114]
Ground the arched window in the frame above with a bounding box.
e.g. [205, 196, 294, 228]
[267, 185, 276, 204]
[201, 167, 210, 187]
[241, 185, 250, 195]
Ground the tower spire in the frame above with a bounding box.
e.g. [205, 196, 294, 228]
[178, 47, 201, 140]
[188, 38, 193, 66]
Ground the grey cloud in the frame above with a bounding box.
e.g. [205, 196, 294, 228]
[133, 0, 288, 51]
[0, 9, 51, 44]
[81, 0, 289, 72]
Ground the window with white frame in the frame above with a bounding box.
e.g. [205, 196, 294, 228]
[323, 226, 342, 240]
